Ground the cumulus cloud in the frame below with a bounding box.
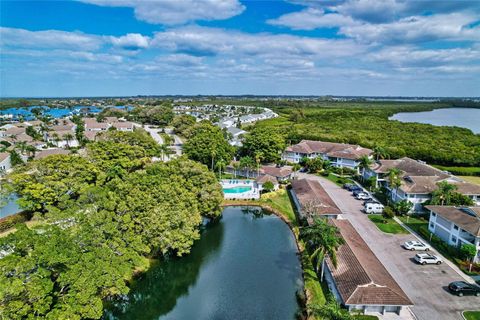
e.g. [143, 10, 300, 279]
[0, 27, 102, 50]
[267, 8, 355, 30]
[109, 33, 150, 50]
[79, 0, 245, 25]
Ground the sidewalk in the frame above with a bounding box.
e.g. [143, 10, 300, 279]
[394, 216, 475, 284]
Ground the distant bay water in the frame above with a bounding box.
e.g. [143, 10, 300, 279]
[389, 108, 480, 134]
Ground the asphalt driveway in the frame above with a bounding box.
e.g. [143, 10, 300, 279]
[298, 173, 480, 320]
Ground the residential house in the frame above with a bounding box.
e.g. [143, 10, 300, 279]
[426, 206, 480, 263]
[363, 157, 480, 211]
[0, 152, 11, 175]
[35, 148, 70, 160]
[282, 140, 373, 170]
[324, 219, 413, 314]
[226, 126, 247, 147]
[111, 121, 134, 132]
[290, 178, 342, 221]
[255, 174, 279, 191]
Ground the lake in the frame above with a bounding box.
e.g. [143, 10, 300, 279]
[104, 206, 303, 320]
[389, 108, 480, 134]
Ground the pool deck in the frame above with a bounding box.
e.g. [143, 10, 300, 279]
[221, 180, 260, 200]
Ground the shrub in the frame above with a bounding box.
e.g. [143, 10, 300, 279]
[460, 243, 477, 261]
[383, 206, 395, 219]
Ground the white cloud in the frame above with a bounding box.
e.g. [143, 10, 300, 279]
[80, 0, 245, 25]
[151, 25, 366, 58]
[0, 27, 102, 50]
[267, 8, 355, 30]
[340, 12, 480, 44]
[109, 33, 150, 50]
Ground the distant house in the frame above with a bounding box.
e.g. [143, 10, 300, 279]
[225, 164, 293, 181]
[282, 140, 373, 170]
[46, 130, 78, 148]
[0, 152, 11, 175]
[364, 157, 480, 211]
[111, 121, 134, 132]
[426, 206, 480, 262]
[226, 126, 247, 147]
[325, 219, 412, 314]
[290, 178, 342, 221]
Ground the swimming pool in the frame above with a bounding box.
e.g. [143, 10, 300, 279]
[223, 186, 252, 194]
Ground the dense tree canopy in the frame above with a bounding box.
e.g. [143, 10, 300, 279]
[241, 127, 286, 163]
[0, 131, 222, 319]
[129, 105, 174, 126]
[171, 114, 196, 137]
[183, 121, 234, 169]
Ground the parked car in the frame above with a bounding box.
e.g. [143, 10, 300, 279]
[448, 281, 480, 297]
[363, 199, 380, 205]
[343, 183, 354, 190]
[403, 240, 431, 251]
[414, 253, 442, 265]
[350, 186, 363, 192]
[352, 189, 366, 197]
[364, 202, 384, 214]
[356, 192, 372, 200]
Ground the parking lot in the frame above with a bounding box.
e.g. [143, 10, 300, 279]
[298, 173, 480, 320]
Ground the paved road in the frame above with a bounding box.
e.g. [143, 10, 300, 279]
[298, 173, 480, 320]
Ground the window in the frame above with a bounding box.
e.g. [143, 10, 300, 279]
[432, 212, 436, 217]
[453, 225, 459, 230]
[451, 236, 457, 244]
[429, 223, 434, 229]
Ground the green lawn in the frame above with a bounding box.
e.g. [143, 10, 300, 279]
[397, 215, 428, 235]
[464, 311, 480, 320]
[368, 215, 408, 234]
[459, 175, 480, 186]
[353, 316, 379, 320]
[322, 173, 352, 186]
[259, 189, 298, 227]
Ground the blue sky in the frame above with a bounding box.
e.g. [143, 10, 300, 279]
[1, 0, 479, 97]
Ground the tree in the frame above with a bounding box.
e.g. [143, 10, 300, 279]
[292, 163, 301, 179]
[460, 243, 476, 262]
[262, 181, 275, 193]
[183, 122, 234, 168]
[9, 150, 23, 166]
[64, 133, 74, 148]
[300, 218, 344, 275]
[308, 298, 353, 320]
[306, 157, 323, 173]
[158, 143, 171, 161]
[215, 159, 226, 179]
[373, 145, 389, 161]
[239, 156, 255, 177]
[393, 200, 413, 216]
[357, 155, 372, 177]
[171, 114, 196, 137]
[387, 168, 402, 201]
[383, 206, 395, 219]
[241, 127, 286, 163]
[430, 181, 474, 206]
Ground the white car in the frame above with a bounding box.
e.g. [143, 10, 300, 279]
[355, 192, 371, 200]
[414, 253, 442, 265]
[403, 240, 431, 251]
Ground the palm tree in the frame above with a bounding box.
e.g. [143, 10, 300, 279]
[158, 143, 170, 161]
[254, 151, 263, 177]
[373, 145, 389, 161]
[357, 155, 373, 177]
[292, 163, 301, 179]
[387, 168, 402, 202]
[300, 217, 344, 280]
[308, 299, 353, 320]
[210, 148, 217, 171]
[232, 162, 240, 178]
[215, 159, 226, 179]
[16, 141, 27, 154]
[431, 181, 458, 205]
[64, 133, 74, 148]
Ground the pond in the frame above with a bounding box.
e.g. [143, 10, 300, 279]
[389, 108, 480, 134]
[0, 194, 21, 219]
[104, 206, 303, 320]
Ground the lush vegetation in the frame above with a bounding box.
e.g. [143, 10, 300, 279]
[252, 102, 480, 166]
[0, 131, 223, 319]
[464, 311, 480, 320]
[240, 127, 286, 163]
[459, 176, 480, 185]
[433, 165, 480, 177]
[183, 121, 234, 169]
[367, 215, 408, 234]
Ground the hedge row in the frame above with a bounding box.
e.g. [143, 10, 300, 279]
[433, 165, 480, 176]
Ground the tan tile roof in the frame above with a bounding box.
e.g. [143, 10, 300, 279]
[372, 157, 449, 179]
[425, 206, 480, 236]
[256, 174, 278, 184]
[453, 181, 480, 195]
[0, 152, 9, 162]
[112, 121, 133, 129]
[290, 179, 342, 216]
[84, 131, 98, 141]
[285, 140, 373, 160]
[4, 127, 26, 136]
[260, 165, 293, 178]
[327, 219, 413, 306]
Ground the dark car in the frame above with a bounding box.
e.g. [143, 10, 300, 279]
[350, 186, 363, 192]
[343, 183, 354, 190]
[352, 189, 365, 197]
[363, 200, 380, 206]
[448, 281, 480, 297]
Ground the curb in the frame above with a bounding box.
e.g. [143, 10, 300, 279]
[394, 216, 476, 284]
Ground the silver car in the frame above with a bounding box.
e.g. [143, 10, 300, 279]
[415, 253, 442, 265]
[403, 240, 431, 251]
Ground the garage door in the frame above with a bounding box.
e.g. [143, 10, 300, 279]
[365, 306, 384, 313]
[384, 306, 400, 313]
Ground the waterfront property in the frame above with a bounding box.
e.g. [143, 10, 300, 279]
[363, 157, 480, 211]
[426, 206, 480, 262]
[324, 219, 413, 315]
[290, 178, 342, 221]
[221, 179, 260, 199]
[282, 140, 373, 170]
[226, 164, 293, 182]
